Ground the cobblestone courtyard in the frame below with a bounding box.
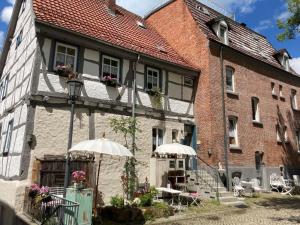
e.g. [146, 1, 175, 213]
[152, 194, 300, 225]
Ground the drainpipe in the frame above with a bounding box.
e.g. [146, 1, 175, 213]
[220, 45, 229, 191]
[132, 54, 140, 155]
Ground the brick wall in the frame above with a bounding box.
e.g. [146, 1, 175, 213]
[147, 0, 300, 170]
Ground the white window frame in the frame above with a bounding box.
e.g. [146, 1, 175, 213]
[1, 75, 9, 100]
[146, 67, 160, 90]
[3, 120, 13, 155]
[16, 29, 23, 49]
[218, 21, 228, 45]
[172, 129, 179, 143]
[251, 97, 260, 122]
[228, 117, 238, 148]
[277, 125, 288, 143]
[152, 127, 164, 151]
[53, 42, 78, 72]
[279, 85, 283, 97]
[282, 54, 290, 72]
[292, 89, 298, 110]
[271, 82, 276, 95]
[101, 55, 120, 81]
[226, 67, 234, 92]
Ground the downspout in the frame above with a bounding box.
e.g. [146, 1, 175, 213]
[220, 45, 229, 191]
[132, 54, 140, 155]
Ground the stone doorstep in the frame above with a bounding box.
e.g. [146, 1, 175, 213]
[147, 206, 247, 225]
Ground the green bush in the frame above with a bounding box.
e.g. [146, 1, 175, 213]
[142, 203, 174, 221]
[140, 193, 153, 207]
[110, 195, 124, 208]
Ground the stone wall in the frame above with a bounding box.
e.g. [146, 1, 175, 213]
[32, 105, 189, 202]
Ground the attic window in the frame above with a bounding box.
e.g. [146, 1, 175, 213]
[218, 22, 228, 45]
[282, 54, 290, 72]
[137, 21, 146, 29]
[197, 5, 210, 15]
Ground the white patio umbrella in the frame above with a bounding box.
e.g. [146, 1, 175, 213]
[154, 143, 197, 156]
[69, 138, 133, 208]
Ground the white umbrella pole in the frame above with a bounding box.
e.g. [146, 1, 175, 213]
[95, 158, 102, 209]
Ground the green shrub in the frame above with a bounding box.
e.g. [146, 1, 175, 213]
[110, 195, 124, 208]
[140, 193, 153, 207]
[153, 202, 174, 218]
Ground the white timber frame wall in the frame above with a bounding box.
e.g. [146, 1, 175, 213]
[0, 0, 37, 216]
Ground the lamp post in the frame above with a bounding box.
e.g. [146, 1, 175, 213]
[63, 79, 84, 197]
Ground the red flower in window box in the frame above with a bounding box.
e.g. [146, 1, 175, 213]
[101, 75, 119, 87]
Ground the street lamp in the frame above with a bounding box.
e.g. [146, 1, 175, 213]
[63, 79, 84, 197]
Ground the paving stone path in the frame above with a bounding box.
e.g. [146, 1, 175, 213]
[154, 196, 300, 225]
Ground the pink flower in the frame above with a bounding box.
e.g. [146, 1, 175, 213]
[30, 183, 40, 192]
[72, 170, 86, 183]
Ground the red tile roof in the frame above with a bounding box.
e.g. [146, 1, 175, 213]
[32, 0, 196, 71]
[183, 0, 297, 75]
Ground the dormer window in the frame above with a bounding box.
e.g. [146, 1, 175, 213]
[218, 21, 228, 45]
[282, 54, 290, 71]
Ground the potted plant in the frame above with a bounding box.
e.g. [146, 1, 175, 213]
[146, 87, 163, 107]
[39, 186, 52, 203]
[55, 64, 78, 80]
[28, 183, 40, 198]
[101, 75, 118, 87]
[72, 170, 86, 190]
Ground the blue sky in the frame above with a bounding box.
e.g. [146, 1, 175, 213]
[0, 0, 299, 73]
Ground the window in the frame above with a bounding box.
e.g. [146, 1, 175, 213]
[172, 129, 178, 143]
[282, 55, 290, 71]
[279, 85, 283, 97]
[184, 77, 194, 87]
[16, 29, 23, 49]
[251, 97, 260, 122]
[21, 0, 27, 12]
[147, 67, 160, 90]
[291, 89, 298, 110]
[101, 55, 120, 80]
[169, 160, 175, 169]
[226, 67, 234, 92]
[152, 128, 164, 151]
[218, 21, 228, 45]
[220, 25, 226, 42]
[296, 131, 300, 152]
[271, 82, 276, 95]
[277, 125, 288, 142]
[3, 120, 13, 156]
[54, 42, 78, 71]
[1, 76, 9, 100]
[228, 117, 238, 147]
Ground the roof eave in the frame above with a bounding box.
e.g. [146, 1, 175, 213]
[0, 0, 22, 77]
[209, 38, 299, 78]
[35, 20, 200, 75]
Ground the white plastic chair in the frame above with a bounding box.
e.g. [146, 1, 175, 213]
[250, 178, 262, 193]
[293, 175, 300, 187]
[233, 177, 244, 197]
[280, 177, 294, 196]
[270, 173, 282, 192]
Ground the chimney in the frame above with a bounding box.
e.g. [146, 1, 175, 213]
[241, 22, 247, 27]
[108, 0, 116, 14]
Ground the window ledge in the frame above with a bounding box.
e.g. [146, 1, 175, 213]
[229, 146, 242, 153]
[226, 91, 239, 98]
[252, 120, 263, 127]
[292, 107, 300, 112]
[279, 96, 285, 101]
[272, 94, 278, 99]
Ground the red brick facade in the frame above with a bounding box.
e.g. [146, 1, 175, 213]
[147, 0, 300, 174]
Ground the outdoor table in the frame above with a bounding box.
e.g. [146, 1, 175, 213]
[179, 192, 203, 207]
[156, 187, 182, 206]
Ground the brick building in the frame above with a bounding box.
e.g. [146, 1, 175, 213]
[146, 0, 300, 188]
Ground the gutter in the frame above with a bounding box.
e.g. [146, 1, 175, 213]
[220, 45, 229, 191]
[0, 0, 22, 77]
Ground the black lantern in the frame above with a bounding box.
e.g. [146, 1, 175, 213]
[67, 80, 84, 100]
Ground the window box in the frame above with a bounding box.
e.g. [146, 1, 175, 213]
[55, 65, 77, 79]
[226, 90, 239, 98]
[146, 88, 162, 97]
[229, 146, 242, 153]
[101, 76, 119, 87]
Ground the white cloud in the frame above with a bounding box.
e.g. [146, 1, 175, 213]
[277, 11, 290, 21]
[1, 6, 13, 24]
[254, 19, 274, 32]
[290, 58, 300, 75]
[205, 0, 260, 15]
[0, 0, 15, 24]
[117, 0, 165, 16]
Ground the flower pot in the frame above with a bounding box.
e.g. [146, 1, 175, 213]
[28, 190, 38, 198]
[74, 182, 85, 190]
[41, 195, 52, 203]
